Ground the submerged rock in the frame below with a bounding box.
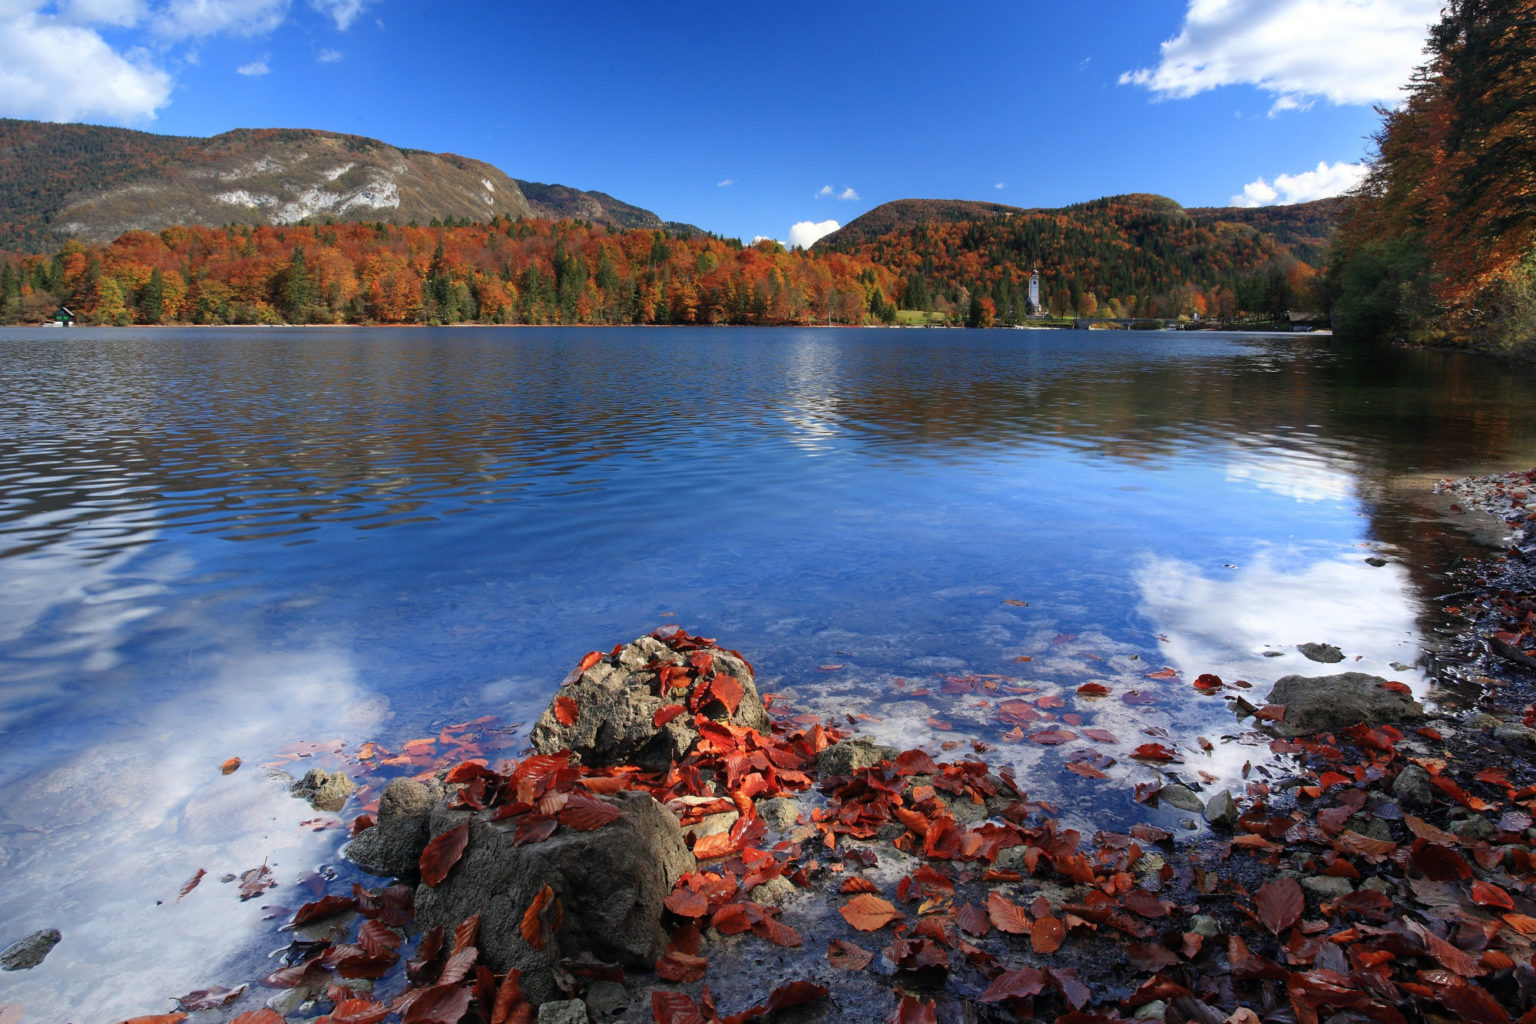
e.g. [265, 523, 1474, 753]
[289, 768, 355, 812]
[816, 738, 900, 777]
[414, 789, 693, 1006]
[1297, 642, 1345, 664]
[1263, 672, 1423, 737]
[346, 777, 444, 879]
[529, 634, 770, 770]
[2, 928, 60, 971]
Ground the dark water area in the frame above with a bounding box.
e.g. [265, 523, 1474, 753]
[3, 325, 1536, 1019]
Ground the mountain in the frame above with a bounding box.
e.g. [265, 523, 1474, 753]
[0, 119, 692, 253]
[513, 179, 699, 236]
[815, 192, 1344, 321]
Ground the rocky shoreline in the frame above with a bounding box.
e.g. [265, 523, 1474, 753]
[27, 469, 1536, 1024]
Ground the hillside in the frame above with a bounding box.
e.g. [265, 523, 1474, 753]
[514, 180, 699, 236]
[817, 193, 1343, 321]
[0, 120, 689, 253]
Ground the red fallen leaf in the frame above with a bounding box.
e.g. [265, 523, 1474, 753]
[1192, 673, 1223, 693]
[1255, 876, 1303, 934]
[979, 966, 1048, 1002]
[653, 704, 686, 728]
[1130, 743, 1178, 762]
[558, 792, 622, 832]
[1037, 694, 1066, 709]
[238, 864, 275, 901]
[520, 885, 562, 951]
[402, 983, 473, 1024]
[895, 748, 939, 775]
[692, 830, 737, 860]
[652, 990, 704, 1024]
[889, 994, 938, 1024]
[1130, 824, 1173, 843]
[220, 757, 241, 775]
[1075, 682, 1110, 697]
[761, 981, 828, 1012]
[1031, 915, 1065, 953]
[489, 968, 525, 1024]
[1121, 689, 1158, 705]
[1472, 880, 1516, 910]
[665, 887, 709, 918]
[230, 1012, 286, 1024]
[1125, 942, 1179, 971]
[1381, 679, 1413, 694]
[1144, 667, 1178, 680]
[326, 999, 390, 1024]
[552, 696, 579, 726]
[710, 903, 757, 934]
[513, 815, 558, 846]
[839, 876, 880, 894]
[839, 893, 899, 931]
[174, 986, 247, 1011]
[1411, 841, 1473, 881]
[351, 814, 376, 836]
[924, 716, 953, 731]
[438, 945, 479, 986]
[752, 915, 803, 947]
[177, 868, 206, 900]
[1436, 981, 1513, 1024]
[1065, 760, 1109, 779]
[828, 939, 873, 971]
[1083, 727, 1118, 743]
[1030, 729, 1077, 745]
[357, 920, 401, 959]
[1252, 704, 1287, 723]
[706, 674, 744, 716]
[419, 821, 470, 887]
[956, 901, 990, 937]
[655, 950, 707, 982]
[987, 891, 1032, 934]
[1122, 889, 1169, 919]
[576, 650, 604, 674]
[293, 893, 359, 926]
[451, 916, 480, 956]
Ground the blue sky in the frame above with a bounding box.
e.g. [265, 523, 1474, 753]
[0, 0, 1443, 246]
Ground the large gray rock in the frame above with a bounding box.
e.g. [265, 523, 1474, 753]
[1263, 672, 1424, 737]
[414, 789, 693, 1006]
[815, 738, 899, 777]
[529, 636, 770, 769]
[1297, 642, 1345, 664]
[346, 777, 445, 879]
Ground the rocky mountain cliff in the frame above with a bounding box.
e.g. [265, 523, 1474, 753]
[0, 120, 690, 252]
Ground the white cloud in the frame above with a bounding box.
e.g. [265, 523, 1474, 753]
[235, 56, 268, 75]
[837, 187, 859, 201]
[309, 0, 369, 29]
[1231, 160, 1368, 207]
[716, 178, 733, 188]
[153, 0, 290, 40]
[1121, 0, 1441, 112]
[317, 46, 341, 61]
[815, 185, 833, 199]
[994, 182, 1005, 190]
[0, 7, 172, 121]
[788, 219, 839, 250]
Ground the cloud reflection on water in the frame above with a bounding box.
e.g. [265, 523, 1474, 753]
[0, 648, 387, 1024]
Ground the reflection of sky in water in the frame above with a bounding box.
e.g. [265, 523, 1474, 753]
[5, 326, 1536, 1018]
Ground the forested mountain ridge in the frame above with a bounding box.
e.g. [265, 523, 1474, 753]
[818, 193, 1341, 321]
[0, 120, 691, 253]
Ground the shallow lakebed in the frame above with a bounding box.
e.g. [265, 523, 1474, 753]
[3, 326, 1536, 1020]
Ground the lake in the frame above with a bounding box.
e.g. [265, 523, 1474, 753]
[3, 325, 1535, 1019]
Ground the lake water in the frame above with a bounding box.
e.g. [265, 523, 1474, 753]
[3, 325, 1536, 1020]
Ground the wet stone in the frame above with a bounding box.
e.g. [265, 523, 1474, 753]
[756, 797, 801, 832]
[290, 768, 355, 812]
[1203, 789, 1238, 829]
[1393, 763, 1434, 809]
[1494, 724, 1536, 748]
[1264, 672, 1423, 737]
[1160, 784, 1205, 813]
[2, 928, 61, 971]
[1297, 642, 1345, 664]
[816, 738, 900, 777]
[1465, 713, 1503, 731]
[1452, 815, 1496, 841]
[538, 1000, 589, 1024]
[1303, 876, 1355, 898]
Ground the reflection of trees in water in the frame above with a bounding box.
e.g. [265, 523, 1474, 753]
[3, 332, 1535, 568]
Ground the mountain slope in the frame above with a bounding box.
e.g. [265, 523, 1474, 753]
[0, 120, 690, 252]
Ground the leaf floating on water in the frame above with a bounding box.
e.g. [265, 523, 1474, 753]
[1075, 682, 1110, 697]
[177, 868, 206, 901]
[229, 1011, 286, 1024]
[174, 985, 247, 1011]
[237, 863, 275, 901]
[419, 821, 470, 887]
[1003, 599, 1029, 606]
[551, 696, 578, 726]
[220, 757, 241, 775]
[1144, 667, 1178, 680]
[1121, 689, 1159, 705]
[1192, 673, 1224, 694]
[292, 893, 359, 926]
[1130, 743, 1179, 763]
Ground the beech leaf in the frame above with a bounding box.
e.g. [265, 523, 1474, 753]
[519, 884, 562, 951]
[838, 893, 899, 931]
[987, 891, 1032, 935]
[552, 696, 578, 726]
[828, 938, 874, 970]
[1255, 876, 1304, 935]
[419, 821, 470, 887]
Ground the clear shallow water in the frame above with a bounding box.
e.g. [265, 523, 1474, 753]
[3, 325, 1536, 1019]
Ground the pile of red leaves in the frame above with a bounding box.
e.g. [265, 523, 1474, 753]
[109, 626, 1536, 1024]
